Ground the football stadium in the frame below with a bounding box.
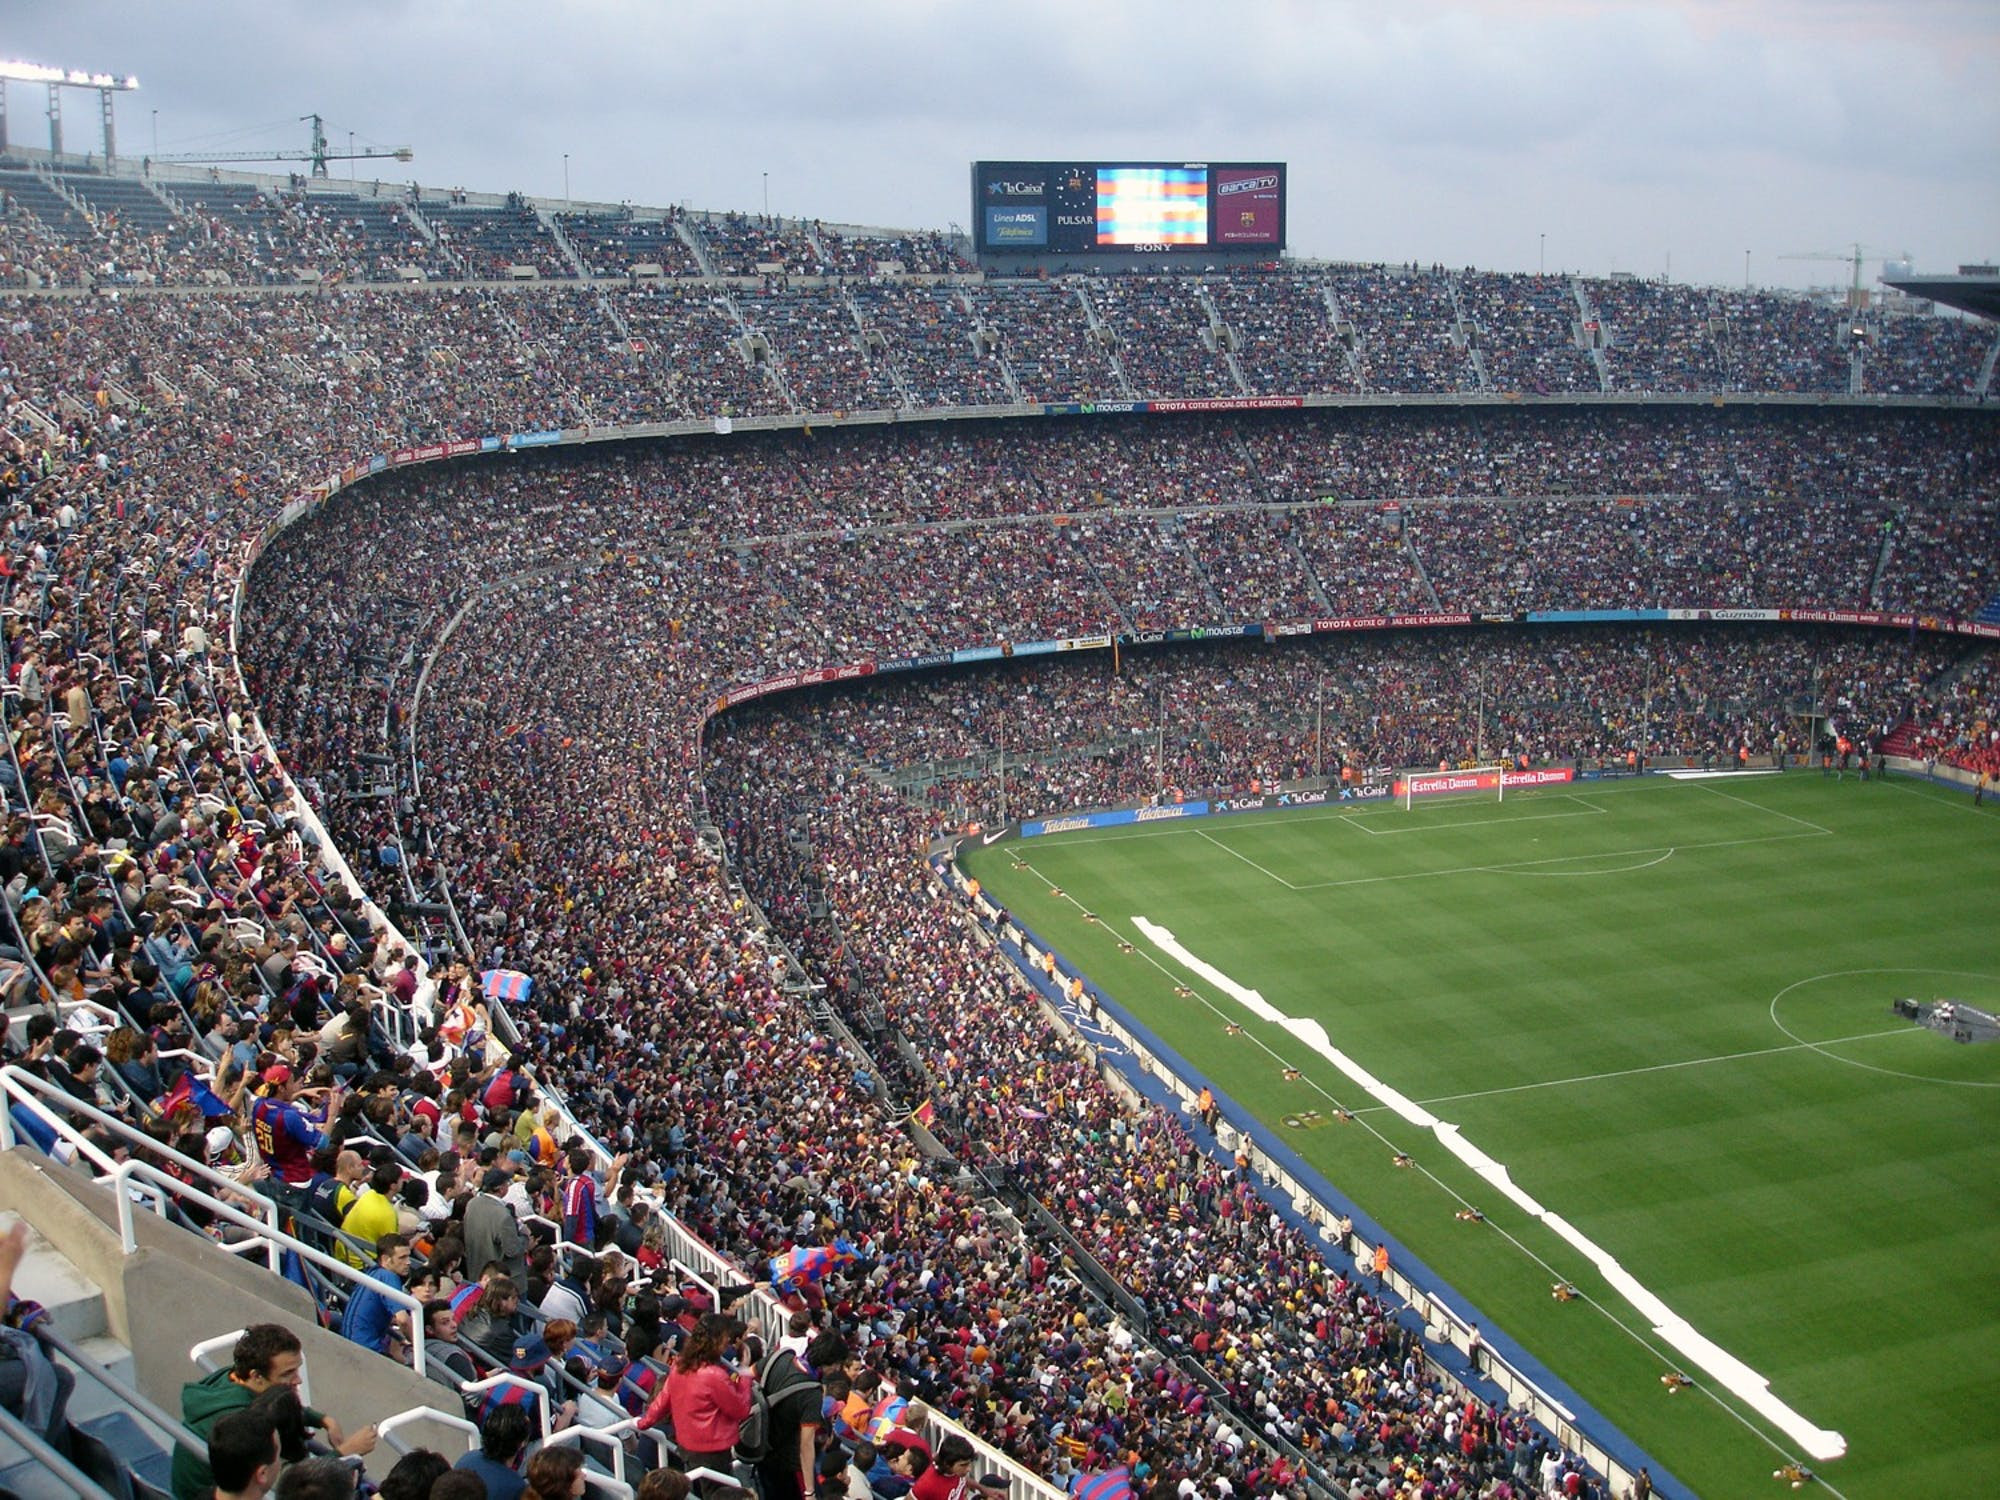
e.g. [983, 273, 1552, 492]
[0, 21, 1996, 1500]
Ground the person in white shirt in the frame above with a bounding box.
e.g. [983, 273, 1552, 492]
[776, 1309, 814, 1358]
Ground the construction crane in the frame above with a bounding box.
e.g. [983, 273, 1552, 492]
[1777, 243, 1906, 310]
[150, 114, 411, 178]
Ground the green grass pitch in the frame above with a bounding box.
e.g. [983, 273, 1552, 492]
[958, 772, 2000, 1499]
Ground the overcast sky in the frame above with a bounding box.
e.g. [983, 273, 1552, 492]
[8, 0, 1997, 292]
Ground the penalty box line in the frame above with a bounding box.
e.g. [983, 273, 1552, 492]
[1280, 827, 1831, 892]
[1344, 794, 1608, 836]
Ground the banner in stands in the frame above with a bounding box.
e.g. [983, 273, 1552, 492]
[1040, 397, 1303, 417]
[1526, 609, 1671, 624]
[1020, 801, 1211, 838]
[1209, 785, 1386, 815]
[1148, 396, 1304, 413]
[1116, 624, 1261, 647]
[878, 650, 956, 673]
[715, 660, 877, 710]
[1393, 766, 1577, 798]
[506, 430, 564, 449]
[1315, 613, 1472, 632]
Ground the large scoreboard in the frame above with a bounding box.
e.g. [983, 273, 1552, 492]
[973, 161, 1286, 256]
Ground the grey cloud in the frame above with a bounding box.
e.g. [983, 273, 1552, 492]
[6, 0, 1995, 287]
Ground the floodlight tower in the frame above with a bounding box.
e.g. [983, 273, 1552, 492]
[0, 59, 141, 163]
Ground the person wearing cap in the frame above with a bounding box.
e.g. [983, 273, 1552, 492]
[249, 1064, 333, 1197]
[463, 1165, 529, 1285]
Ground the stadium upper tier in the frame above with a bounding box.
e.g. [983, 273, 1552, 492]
[2, 160, 1994, 403]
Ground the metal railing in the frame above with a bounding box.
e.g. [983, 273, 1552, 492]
[377, 1404, 481, 1457]
[35, 1321, 208, 1464]
[0, 1065, 281, 1252]
[537, 1420, 643, 1500]
[0, 1402, 107, 1498]
[117, 1162, 430, 1371]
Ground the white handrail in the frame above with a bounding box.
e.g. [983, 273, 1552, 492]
[542, 1414, 668, 1482]
[377, 1403, 480, 1456]
[0, 1064, 285, 1245]
[682, 1467, 751, 1495]
[456, 1371, 553, 1442]
[48, 996, 120, 1032]
[538, 1424, 635, 1500]
[119, 1158, 429, 1372]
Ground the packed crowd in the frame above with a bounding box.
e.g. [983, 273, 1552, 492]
[232, 444, 1987, 1500]
[1455, 274, 1597, 395]
[1202, 277, 1351, 399]
[0, 238, 1995, 1500]
[555, 210, 705, 281]
[1081, 280, 1237, 401]
[1584, 282, 1722, 396]
[7, 161, 1997, 406]
[704, 627, 1956, 824]
[1891, 653, 2000, 779]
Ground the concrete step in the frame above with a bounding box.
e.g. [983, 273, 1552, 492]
[73, 1333, 136, 1386]
[0, 1208, 108, 1341]
[62, 1333, 144, 1432]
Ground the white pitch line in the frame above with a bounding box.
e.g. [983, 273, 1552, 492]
[1390, 1024, 1920, 1108]
[1132, 916, 1849, 1465]
[1285, 827, 1829, 891]
[1096, 914, 1859, 1491]
[1194, 828, 1301, 889]
[1483, 847, 1675, 876]
[1351, 795, 1608, 837]
[1691, 777, 1836, 835]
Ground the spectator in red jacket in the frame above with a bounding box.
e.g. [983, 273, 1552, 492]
[637, 1312, 752, 1490]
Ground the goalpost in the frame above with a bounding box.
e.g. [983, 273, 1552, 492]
[1402, 765, 1509, 810]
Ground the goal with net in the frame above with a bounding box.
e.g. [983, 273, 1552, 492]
[1399, 765, 1509, 810]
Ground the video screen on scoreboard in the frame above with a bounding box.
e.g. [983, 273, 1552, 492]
[974, 161, 1285, 254]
